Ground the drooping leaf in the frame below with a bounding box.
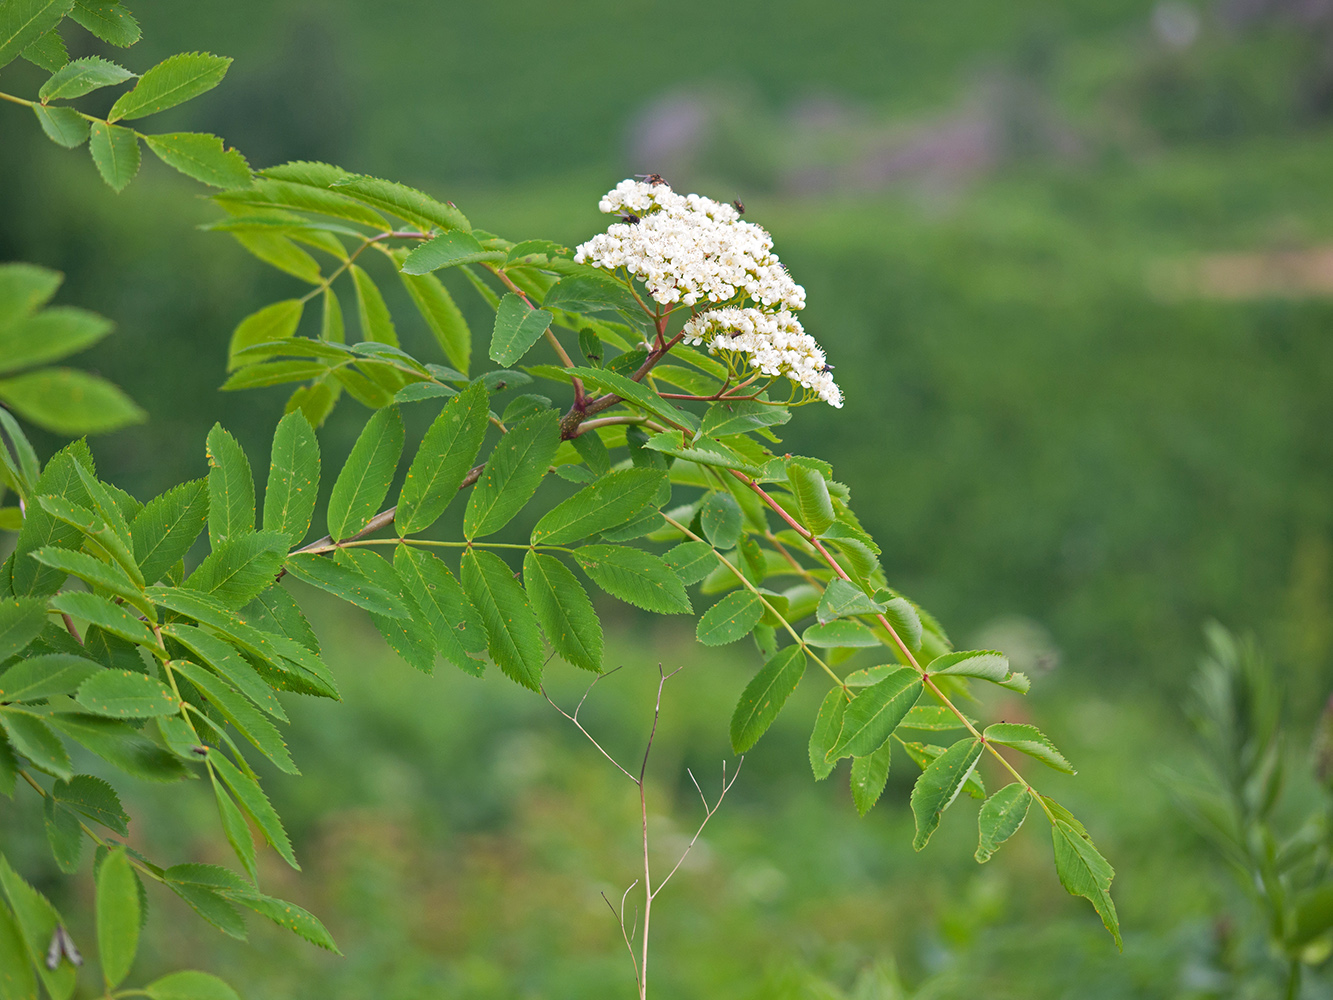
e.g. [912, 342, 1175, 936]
[400, 230, 500, 274]
[976, 782, 1031, 863]
[881, 596, 923, 652]
[95, 847, 140, 988]
[162, 624, 285, 720]
[132, 479, 208, 585]
[262, 411, 318, 545]
[227, 300, 303, 368]
[395, 380, 488, 534]
[391, 546, 485, 676]
[0, 0, 74, 71]
[326, 405, 403, 541]
[827, 667, 922, 761]
[46, 713, 184, 782]
[107, 52, 231, 121]
[730, 645, 805, 753]
[399, 271, 470, 373]
[523, 551, 601, 672]
[205, 425, 254, 548]
[163, 861, 247, 938]
[530, 467, 663, 546]
[229, 891, 339, 953]
[1050, 812, 1121, 948]
[88, 120, 140, 191]
[170, 660, 295, 774]
[32, 103, 89, 146]
[808, 688, 848, 780]
[207, 752, 298, 869]
[463, 409, 559, 539]
[39, 54, 132, 100]
[910, 737, 983, 851]
[984, 722, 1075, 775]
[333, 549, 435, 673]
[183, 530, 287, 608]
[45, 800, 83, 871]
[76, 670, 179, 718]
[349, 264, 397, 347]
[850, 739, 894, 816]
[697, 590, 764, 647]
[0, 368, 142, 433]
[461, 550, 544, 690]
[1, 712, 71, 779]
[144, 132, 250, 189]
[573, 544, 691, 614]
[0, 897, 37, 998]
[786, 462, 835, 535]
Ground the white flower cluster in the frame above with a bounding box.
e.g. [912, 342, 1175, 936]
[575, 178, 843, 407]
[575, 179, 805, 310]
[682, 308, 843, 408]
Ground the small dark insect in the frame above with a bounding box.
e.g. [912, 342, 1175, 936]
[494, 381, 506, 391]
[46, 926, 82, 970]
[818, 364, 835, 373]
[618, 212, 641, 224]
[733, 199, 745, 215]
[636, 172, 666, 186]
[191, 745, 209, 756]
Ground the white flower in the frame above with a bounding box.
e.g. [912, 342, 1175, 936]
[682, 308, 843, 408]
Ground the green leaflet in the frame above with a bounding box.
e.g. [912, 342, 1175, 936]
[698, 590, 764, 647]
[46, 713, 184, 783]
[786, 461, 835, 535]
[808, 687, 848, 780]
[0, 653, 100, 702]
[0, 889, 37, 996]
[802, 619, 880, 649]
[699, 491, 742, 549]
[461, 549, 545, 690]
[44, 794, 83, 872]
[51, 591, 158, 648]
[69, 2, 140, 47]
[162, 860, 247, 938]
[38, 54, 132, 100]
[2, 711, 72, 779]
[206, 424, 255, 548]
[170, 660, 296, 774]
[910, 737, 984, 851]
[31, 103, 89, 147]
[326, 405, 404, 541]
[0, 0, 74, 71]
[132, 479, 209, 585]
[392, 545, 487, 677]
[76, 670, 180, 718]
[283, 552, 405, 617]
[162, 624, 286, 721]
[0, 368, 143, 434]
[0, 596, 47, 660]
[52, 774, 129, 834]
[730, 645, 806, 753]
[664, 539, 714, 586]
[0, 850, 78, 1000]
[489, 293, 553, 367]
[96, 847, 140, 989]
[463, 409, 560, 539]
[263, 411, 319, 545]
[1050, 812, 1122, 949]
[0, 304, 112, 375]
[984, 722, 1076, 774]
[816, 578, 886, 624]
[881, 596, 923, 652]
[226, 300, 303, 369]
[396, 380, 488, 534]
[208, 752, 299, 870]
[399, 270, 471, 373]
[30, 547, 152, 617]
[851, 739, 894, 816]
[530, 467, 663, 546]
[573, 544, 692, 615]
[334, 549, 435, 673]
[228, 890, 339, 953]
[523, 550, 602, 672]
[88, 120, 140, 191]
[350, 264, 398, 347]
[976, 782, 1031, 863]
[827, 667, 922, 761]
[183, 530, 287, 608]
[927, 649, 1008, 680]
[400, 230, 501, 274]
[11, 445, 93, 596]
[143, 132, 251, 189]
[566, 366, 699, 432]
[107, 52, 232, 122]
[698, 399, 791, 438]
[330, 174, 470, 233]
[232, 232, 321, 284]
[145, 970, 241, 1000]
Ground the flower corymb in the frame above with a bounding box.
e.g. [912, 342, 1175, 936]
[575, 178, 842, 407]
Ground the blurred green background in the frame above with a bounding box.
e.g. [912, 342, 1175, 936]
[5, 0, 1333, 995]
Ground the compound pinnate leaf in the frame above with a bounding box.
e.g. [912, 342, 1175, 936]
[39, 55, 133, 101]
[95, 847, 140, 989]
[107, 52, 231, 122]
[76, 670, 179, 718]
[170, 660, 296, 774]
[396, 379, 488, 534]
[144, 132, 251, 189]
[331, 175, 470, 233]
[802, 619, 879, 649]
[530, 467, 663, 546]
[335, 548, 435, 673]
[262, 410, 319, 545]
[464, 409, 560, 540]
[698, 590, 764, 647]
[144, 970, 241, 1000]
[52, 591, 157, 647]
[461, 550, 545, 690]
[523, 550, 602, 673]
[489, 293, 553, 367]
[88, 121, 140, 191]
[984, 722, 1075, 775]
[910, 737, 983, 851]
[573, 544, 691, 615]
[350, 264, 397, 347]
[231, 892, 339, 953]
[730, 645, 805, 753]
[227, 300, 303, 369]
[162, 624, 286, 721]
[850, 739, 893, 816]
[976, 782, 1031, 863]
[326, 405, 403, 541]
[827, 667, 922, 761]
[881, 596, 923, 652]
